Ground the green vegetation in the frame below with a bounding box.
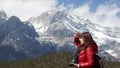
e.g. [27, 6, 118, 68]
[103, 60, 120, 68]
[0, 52, 120, 68]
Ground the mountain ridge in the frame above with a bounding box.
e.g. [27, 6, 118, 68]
[28, 10, 120, 61]
[0, 10, 120, 61]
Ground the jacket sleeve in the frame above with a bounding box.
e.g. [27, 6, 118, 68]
[73, 36, 80, 47]
[79, 46, 94, 68]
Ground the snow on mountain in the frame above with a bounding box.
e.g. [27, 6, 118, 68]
[0, 10, 119, 61]
[28, 10, 120, 61]
[0, 10, 7, 24]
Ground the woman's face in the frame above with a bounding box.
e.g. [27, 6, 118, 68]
[80, 38, 85, 45]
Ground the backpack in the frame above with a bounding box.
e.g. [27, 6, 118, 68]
[93, 54, 103, 68]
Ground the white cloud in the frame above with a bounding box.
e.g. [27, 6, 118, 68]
[71, 4, 120, 27]
[0, 0, 119, 27]
[0, 0, 57, 21]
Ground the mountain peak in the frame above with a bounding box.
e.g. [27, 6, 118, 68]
[0, 10, 7, 19]
[7, 16, 22, 23]
[0, 10, 7, 22]
[3, 16, 23, 30]
[47, 10, 68, 17]
[28, 9, 120, 61]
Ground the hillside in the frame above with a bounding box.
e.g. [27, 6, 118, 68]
[0, 52, 120, 68]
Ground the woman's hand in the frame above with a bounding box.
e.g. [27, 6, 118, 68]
[73, 64, 79, 68]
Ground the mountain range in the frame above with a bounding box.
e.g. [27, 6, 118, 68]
[0, 9, 120, 61]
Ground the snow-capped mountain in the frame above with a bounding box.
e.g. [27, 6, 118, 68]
[28, 10, 120, 61]
[0, 9, 120, 61]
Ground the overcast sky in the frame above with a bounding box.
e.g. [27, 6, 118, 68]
[0, 0, 120, 27]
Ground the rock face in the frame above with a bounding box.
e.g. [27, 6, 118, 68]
[0, 14, 58, 61]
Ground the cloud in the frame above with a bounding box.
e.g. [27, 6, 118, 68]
[0, 0, 57, 21]
[0, 0, 119, 27]
[71, 3, 120, 27]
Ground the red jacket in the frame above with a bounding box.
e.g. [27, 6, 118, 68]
[78, 45, 94, 68]
[74, 36, 98, 53]
[74, 36, 81, 47]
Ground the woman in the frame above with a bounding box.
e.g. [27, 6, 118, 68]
[71, 32, 98, 65]
[74, 32, 98, 53]
[73, 32, 95, 68]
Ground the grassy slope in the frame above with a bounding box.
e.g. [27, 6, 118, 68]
[0, 52, 120, 68]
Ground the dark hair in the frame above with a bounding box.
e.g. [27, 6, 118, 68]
[81, 32, 94, 47]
